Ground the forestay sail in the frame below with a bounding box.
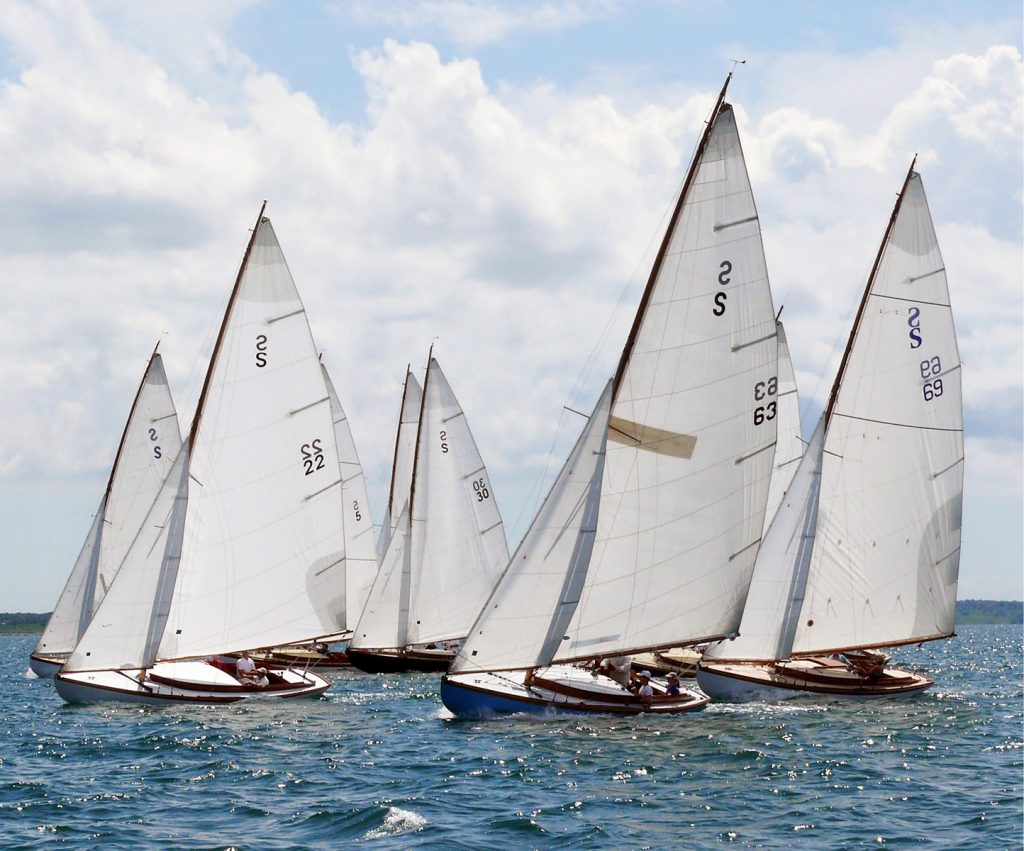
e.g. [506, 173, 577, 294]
[35, 350, 180, 660]
[792, 169, 964, 654]
[762, 321, 803, 535]
[322, 364, 378, 630]
[66, 211, 347, 670]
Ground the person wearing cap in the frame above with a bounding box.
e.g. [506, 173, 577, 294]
[633, 670, 654, 698]
[254, 667, 270, 688]
[665, 671, 681, 696]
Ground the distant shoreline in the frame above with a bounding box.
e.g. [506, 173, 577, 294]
[1, 599, 1021, 634]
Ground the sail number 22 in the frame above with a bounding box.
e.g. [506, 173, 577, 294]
[301, 439, 325, 475]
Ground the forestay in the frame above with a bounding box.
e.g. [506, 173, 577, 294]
[792, 171, 964, 654]
[322, 364, 378, 629]
[35, 351, 180, 660]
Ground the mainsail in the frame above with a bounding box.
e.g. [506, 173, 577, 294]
[352, 356, 510, 651]
[34, 350, 180, 660]
[65, 209, 347, 671]
[791, 167, 964, 654]
[453, 77, 779, 674]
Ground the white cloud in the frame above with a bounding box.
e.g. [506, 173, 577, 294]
[0, 4, 1020, 607]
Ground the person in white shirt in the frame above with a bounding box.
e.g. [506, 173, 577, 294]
[235, 651, 257, 683]
[634, 670, 654, 698]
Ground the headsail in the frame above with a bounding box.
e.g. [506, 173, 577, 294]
[376, 369, 422, 561]
[762, 321, 803, 535]
[792, 168, 964, 654]
[35, 349, 180, 660]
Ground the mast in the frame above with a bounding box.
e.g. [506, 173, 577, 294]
[386, 365, 413, 519]
[102, 341, 163, 504]
[823, 158, 916, 426]
[611, 73, 732, 399]
[397, 344, 433, 647]
[188, 201, 267, 451]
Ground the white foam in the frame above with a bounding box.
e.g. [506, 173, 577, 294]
[365, 806, 427, 839]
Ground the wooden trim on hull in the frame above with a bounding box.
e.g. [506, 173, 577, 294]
[29, 653, 66, 678]
[697, 661, 933, 699]
[348, 648, 454, 673]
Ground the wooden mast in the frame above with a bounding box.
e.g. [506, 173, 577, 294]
[385, 365, 414, 520]
[611, 73, 732, 399]
[823, 158, 917, 427]
[188, 201, 267, 451]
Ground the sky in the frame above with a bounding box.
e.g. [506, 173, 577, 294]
[1, 0, 1021, 612]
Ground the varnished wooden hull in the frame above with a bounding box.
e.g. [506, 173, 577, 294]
[347, 647, 455, 673]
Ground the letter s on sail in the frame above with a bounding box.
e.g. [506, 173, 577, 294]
[908, 307, 922, 349]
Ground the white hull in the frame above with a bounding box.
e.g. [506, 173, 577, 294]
[442, 664, 709, 717]
[29, 653, 67, 678]
[54, 660, 330, 706]
[697, 659, 933, 701]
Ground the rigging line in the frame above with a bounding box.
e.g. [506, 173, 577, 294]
[871, 292, 951, 308]
[831, 412, 963, 433]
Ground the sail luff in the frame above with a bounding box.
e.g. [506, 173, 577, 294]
[188, 201, 267, 451]
[386, 366, 413, 520]
[611, 73, 732, 399]
[823, 159, 916, 427]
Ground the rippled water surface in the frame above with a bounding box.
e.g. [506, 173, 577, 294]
[2, 626, 1020, 848]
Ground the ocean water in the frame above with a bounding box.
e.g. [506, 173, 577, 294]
[1, 626, 1020, 849]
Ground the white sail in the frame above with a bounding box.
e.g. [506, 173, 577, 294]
[558, 102, 778, 661]
[352, 357, 510, 650]
[34, 351, 180, 660]
[451, 382, 612, 674]
[66, 213, 347, 670]
[704, 415, 825, 662]
[451, 88, 779, 674]
[406, 359, 510, 646]
[376, 371, 422, 561]
[351, 501, 411, 650]
[792, 171, 963, 654]
[762, 321, 803, 535]
[322, 363, 378, 628]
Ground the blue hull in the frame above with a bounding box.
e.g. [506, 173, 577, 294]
[441, 676, 559, 718]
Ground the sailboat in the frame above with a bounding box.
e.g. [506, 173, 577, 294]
[697, 162, 964, 699]
[348, 352, 510, 673]
[441, 74, 780, 717]
[54, 206, 347, 704]
[30, 348, 181, 677]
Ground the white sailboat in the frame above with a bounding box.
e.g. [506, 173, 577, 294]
[30, 348, 181, 677]
[441, 75, 780, 716]
[698, 162, 964, 699]
[348, 352, 510, 673]
[54, 206, 346, 704]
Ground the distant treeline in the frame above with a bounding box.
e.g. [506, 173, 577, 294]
[0, 600, 1021, 633]
[956, 599, 1023, 625]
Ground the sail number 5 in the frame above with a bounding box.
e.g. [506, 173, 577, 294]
[712, 260, 732, 316]
[301, 439, 325, 475]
